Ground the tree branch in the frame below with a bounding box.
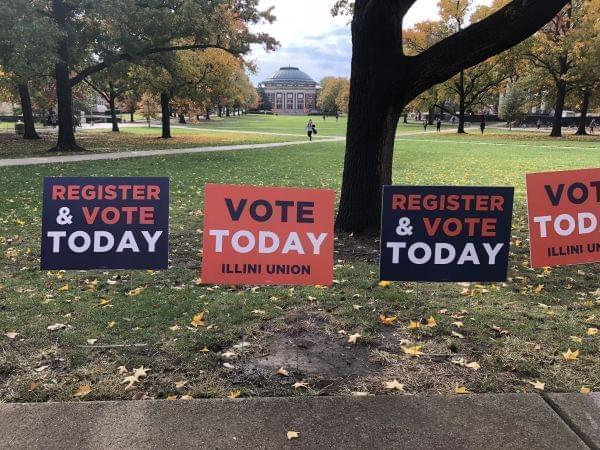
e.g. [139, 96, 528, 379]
[406, 0, 570, 99]
[82, 78, 109, 103]
[71, 44, 239, 86]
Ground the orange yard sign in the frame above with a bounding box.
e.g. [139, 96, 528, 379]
[526, 168, 600, 268]
[201, 184, 335, 286]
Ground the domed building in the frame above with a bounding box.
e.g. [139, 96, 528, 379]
[259, 66, 318, 115]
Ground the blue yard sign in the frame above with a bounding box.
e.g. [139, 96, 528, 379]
[41, 177, 169, 270]
[380, 186, 514, 282]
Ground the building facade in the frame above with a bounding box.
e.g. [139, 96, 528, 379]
[259, 66, 318, 115]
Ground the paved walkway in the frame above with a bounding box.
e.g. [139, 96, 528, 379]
[0, 393, 598, 449]
[0, 138, 343, 168]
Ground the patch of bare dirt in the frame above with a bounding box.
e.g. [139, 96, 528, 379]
[230, 311, 381, 394]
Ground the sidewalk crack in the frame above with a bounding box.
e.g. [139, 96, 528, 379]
[542, 394, 597, 450]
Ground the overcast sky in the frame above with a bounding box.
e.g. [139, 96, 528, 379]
[248, 0, 491, 85]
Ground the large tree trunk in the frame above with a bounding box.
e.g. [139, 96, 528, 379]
[428, 106, 435, 125]
[205, 106, 211, 120]
[160, 91, 171, 139]
[335, 3, 406, 233]
[108, 91, 119, 132]
[550, 79, 566, 137]
[457, 70, 466, 133]
[18, 84, 40, 140]
[575, 90, 590, 136]
[50, 0, 82, 152]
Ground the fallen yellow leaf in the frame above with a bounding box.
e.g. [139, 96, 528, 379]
[562, 348, 580, 361]
[227, 390, 241, 399]
[191, 312, 205, 328]
[347, 333, 362, 344]
[74, 385, 92, 398]
[383, 379, 405, 391]
[455, 386, 471, 394]
[378, 280, 392, 288]
[379, 313, 397, 326]
[401, 345, 423, 357]
[408, 320, 420, 330]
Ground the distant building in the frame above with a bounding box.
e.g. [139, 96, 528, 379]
[259, 66, 318, 115]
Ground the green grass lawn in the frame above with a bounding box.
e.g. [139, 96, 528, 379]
[0, 125, 308, 159]
[1, 115, 599, 402]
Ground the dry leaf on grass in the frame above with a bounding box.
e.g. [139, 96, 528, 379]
[379, 313, 397, 326]
[562, 348, 580, 361]
[74, 385, 92, 398]
[383, 380, 405, 391]
[227, 390, 241, 399]
[401, 345, 423, 357]
[455, 386, 471, 394]
[347, 333, 362, 344]
[527, 380, 545, 391]
[191, 312, 205, 328]
[122, 366, 150, 390]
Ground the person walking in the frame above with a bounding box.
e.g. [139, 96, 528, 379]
[423, 119, 428, 131]
[480, 118, 486, 134]
[536, 119, 542, 130]
[306, 119, 315, 141]
[335, 111, 339, 122]
[436, 117, 442, 132]
[590, 119, 596, 135]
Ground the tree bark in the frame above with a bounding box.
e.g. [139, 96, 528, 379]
[575, 90, 590, 136]
[161, 91, 171, 139]
[550, 79, 566, 137]
[109, 96, 119, 132]
[50, 0, 82, 152]
[108, 83, 120, 132]
[17, 84, 40, 140]
[335, 2, 406, 233]
[205, 106, 211, 120]
[130, 110, 134, 122]
[457, 70, 466, 133]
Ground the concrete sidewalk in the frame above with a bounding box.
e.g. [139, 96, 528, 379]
[0, 394, 598, 449]
[0, 138, 346, 168]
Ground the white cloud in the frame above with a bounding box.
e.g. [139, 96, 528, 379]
[248, 0, 491, 85]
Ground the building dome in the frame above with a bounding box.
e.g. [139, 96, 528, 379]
[264, 66, 316, 85]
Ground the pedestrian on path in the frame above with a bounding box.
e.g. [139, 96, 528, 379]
[590, 119, 596, 135]
[436, 118, 442, 132]
[306, 119, 315, 141]
[423, 119, 428, 131]
[480, 118, 486, 134]
[536, 119, 541, 129]
[335, 111, 339, 122]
